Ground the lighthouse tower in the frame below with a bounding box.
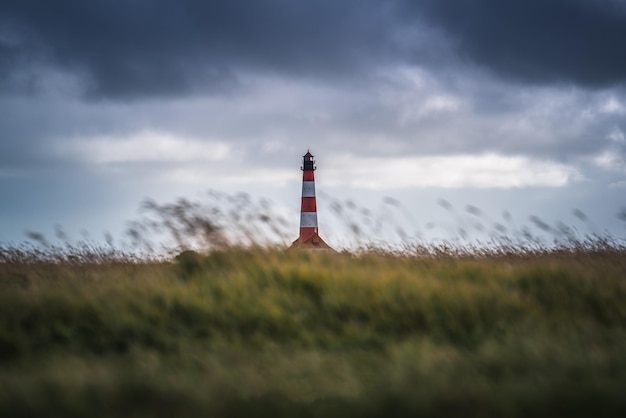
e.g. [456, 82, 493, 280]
[289, 151, 332, 250]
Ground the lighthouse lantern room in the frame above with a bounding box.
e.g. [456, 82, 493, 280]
[302, 151, 315, 171]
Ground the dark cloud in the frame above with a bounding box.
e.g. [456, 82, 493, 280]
[2, 0, 626, 100]
[0, 0, 398, 99]
[414, 0, 626, 87]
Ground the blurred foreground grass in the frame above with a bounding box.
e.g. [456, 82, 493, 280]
[1, 245, 626, 417]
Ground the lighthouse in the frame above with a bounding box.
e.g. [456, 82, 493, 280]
[289, 151, 333, 250]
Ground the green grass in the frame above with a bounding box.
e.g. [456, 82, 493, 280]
[1, 246, 626, 417]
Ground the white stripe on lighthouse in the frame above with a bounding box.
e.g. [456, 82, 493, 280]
[300, 212, 318, 227]
[302, 181, 316, 197]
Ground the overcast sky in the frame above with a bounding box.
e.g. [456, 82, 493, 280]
[1, 0, 625, 247]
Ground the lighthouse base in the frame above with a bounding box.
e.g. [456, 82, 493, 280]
[288, 231, 334, 251]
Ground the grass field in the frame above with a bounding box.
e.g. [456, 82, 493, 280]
[1, 242, 626, 417]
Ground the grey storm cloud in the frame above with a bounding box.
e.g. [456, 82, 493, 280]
[2, 0, 626, 100]
[0, 0, 398, 98]
[415, 0, 626, 87]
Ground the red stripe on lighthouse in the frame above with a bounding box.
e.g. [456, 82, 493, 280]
[301, 197, 317, 212]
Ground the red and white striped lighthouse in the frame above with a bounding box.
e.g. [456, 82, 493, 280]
[300, 150, 318, 241]
[290, 150, 332, 250]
